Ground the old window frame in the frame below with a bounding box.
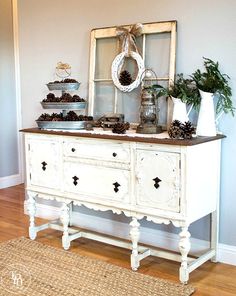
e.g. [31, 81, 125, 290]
[88, 21, 177, 126]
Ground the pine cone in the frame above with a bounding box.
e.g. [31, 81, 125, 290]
[112, 122, 127, 134]
[182, 121, 195, 139]
[47, 93, 55, 100]
[51, 113, 63, 121]
[72, 95, 85, 102]
[168, 120, 184, 139]
[119, 70, 132, 86]
[52, 117, 63, 121]
[37, 113, 52, 121]
[64, 111, 78, 121]
[60, 93, 73, 102]
[171, 120, 182, 128]
[76, 115, 85, 121]
[62, 78, 78, 83]
[43, 93, 58, 102]
[87, 116, 93, 121]
[124, 122, 130, 130]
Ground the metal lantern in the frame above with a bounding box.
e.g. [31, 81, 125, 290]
[136, 69, 162, 134]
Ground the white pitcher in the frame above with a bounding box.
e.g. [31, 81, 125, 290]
[171, 96, 193, 123]
[196, 90, 223, 137]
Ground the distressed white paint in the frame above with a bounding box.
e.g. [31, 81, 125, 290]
[24, 201, 236, 266]
[130, 217, 140, 271]
[179, 226, 191, 283]
[23, 132, 222, 283]
[111, 51, 144, 93]
[27, 191, 37, 240]
[60, 202, 71, 250]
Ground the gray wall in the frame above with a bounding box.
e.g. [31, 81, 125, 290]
[0, 0, 18, 177]
[18, 0, 236, 246]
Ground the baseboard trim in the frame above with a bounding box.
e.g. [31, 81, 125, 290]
[218, 243, 236, 266]
[0, 174, 22, 189]
[24, 202, 236, 266]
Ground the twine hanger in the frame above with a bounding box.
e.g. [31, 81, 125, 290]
[116, 23, 143, 56]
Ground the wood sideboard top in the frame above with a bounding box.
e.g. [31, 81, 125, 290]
[20, 128, 225, 146]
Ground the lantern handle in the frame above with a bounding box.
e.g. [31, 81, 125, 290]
[140, 68, 158, 86]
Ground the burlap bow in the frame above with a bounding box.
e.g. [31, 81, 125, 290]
[116, 23, 143, 56]
[56, 62, 71, 70]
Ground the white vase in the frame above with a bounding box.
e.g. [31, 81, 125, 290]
[171, 96, 193, 123]
[196, 90, 216, 136]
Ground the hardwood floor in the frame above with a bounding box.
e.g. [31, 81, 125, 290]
[0, 184, 236, 295]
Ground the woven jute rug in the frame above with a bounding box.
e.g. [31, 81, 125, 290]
[0, 237, 195, 295]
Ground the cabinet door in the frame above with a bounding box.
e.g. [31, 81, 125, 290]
[27, 139, 61, 190]
[136, 150, 180, 212]
[63, 161, 130, 204]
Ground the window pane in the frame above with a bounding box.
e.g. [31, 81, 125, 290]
[117, 87, 140, 123]
[145, 33, 171, 78]
[95, 38, 118, 79]
[93, 82, 115, 118]
[156, 81, 168, 126]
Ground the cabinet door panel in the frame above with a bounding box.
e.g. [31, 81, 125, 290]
[64, 161, 130, 204]
[28, 140, 60, 190]
[136, 150, 180, 212]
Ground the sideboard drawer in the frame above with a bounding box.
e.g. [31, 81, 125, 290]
[63, 139, 130, 163]
[63, 161, 130, 203]
[136, 149, 181, 212]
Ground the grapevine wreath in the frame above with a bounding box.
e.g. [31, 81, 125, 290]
[111, 23, 145, 92]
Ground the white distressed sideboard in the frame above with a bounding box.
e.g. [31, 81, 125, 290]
[22, 128, 224, 284]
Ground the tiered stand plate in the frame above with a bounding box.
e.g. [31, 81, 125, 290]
[40, 102, 86, 110]
[47, 82, 80, 91]
[36, 120, 86, 130]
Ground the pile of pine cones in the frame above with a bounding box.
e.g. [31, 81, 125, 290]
[112, 122, 130, 134]
[42, 93, 85, 103]
[48, 78, 78, 84]
[168, 120, 195, 139]
[37, 111, 93, 122]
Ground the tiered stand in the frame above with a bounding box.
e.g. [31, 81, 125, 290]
[37, 82, 87, 130]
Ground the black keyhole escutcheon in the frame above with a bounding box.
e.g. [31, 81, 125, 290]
[72, 176, 79, 186]
[71, 148, 76, 152]
[41, 161, 47, 171]
[113, 182, 120, 193]
[153, 177, 162, 189]
[112, 152, 117, 157]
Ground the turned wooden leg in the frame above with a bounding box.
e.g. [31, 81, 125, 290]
[179, 226, 191, 284]
[129, 217, 140, 271]
[60, 202, 71, 250]
[27, 192, 37, 240]
[69, 203, 73, 227]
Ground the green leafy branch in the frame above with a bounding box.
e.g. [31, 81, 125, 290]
[191, 57, 235, 115]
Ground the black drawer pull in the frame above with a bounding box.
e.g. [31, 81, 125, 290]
[41, 161, 47, 171]
[72, 176, 79, 186]
[112, 152, 117, 157]
[153, 177, 162, 189]
[113, 182, 120, 193]
[71, 148, 76, 152]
